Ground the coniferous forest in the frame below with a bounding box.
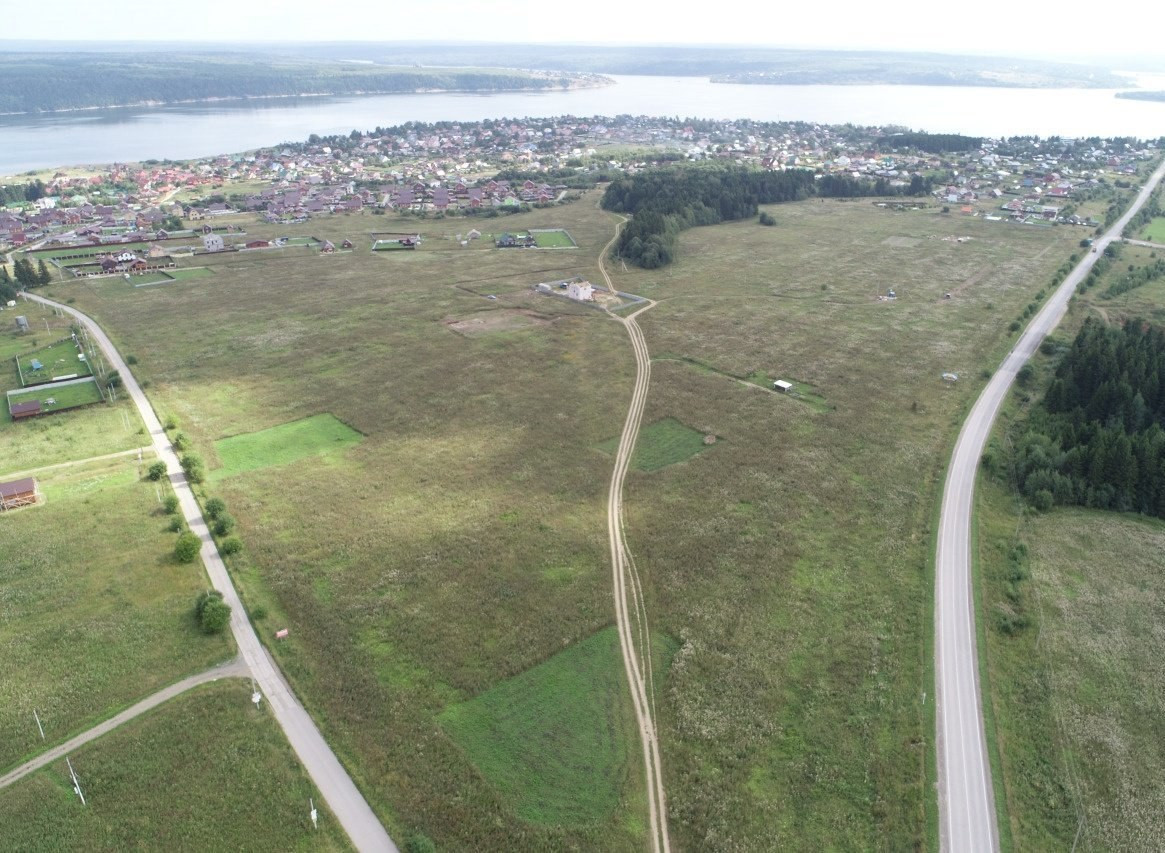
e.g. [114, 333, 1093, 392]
[1010, 317, 1165, 515]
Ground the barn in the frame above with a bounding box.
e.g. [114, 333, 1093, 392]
[0, 477, 39, 510]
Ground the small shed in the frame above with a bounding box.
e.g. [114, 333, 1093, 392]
[11, 400, 42, 419]
[773, 380, 794, 393]
[0, 477, 39, 510]
[15, 315, 29, 332]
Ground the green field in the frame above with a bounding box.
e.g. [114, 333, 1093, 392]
[597, 416, 712, 471]
[1141, 216, 1165, 243]
[212, 413, 363, 479]
[439, 627, 634, 826]
[0, 458, 234, 773]
[167, 267, 215, 281]
[7, 378, 104, 417]
[0, 681, 350, 851]
[16, 339, 90, 385]
[48, 191, 1085, 848]
[532, 229, 576, 248]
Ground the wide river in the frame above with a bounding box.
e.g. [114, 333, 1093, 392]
[2, 74, 1163, 174]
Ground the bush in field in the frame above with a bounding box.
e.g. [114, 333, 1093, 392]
[162, 494, 179, 514]
[195, 589, 231, 635]
[146, 460, 168, 481]
[175, 531, 201, 562]
[404, 835, 436, 853]
[220, 537, 242, 555]
[204, 497, 226, 519]
[180, 453, 205, 484]
[213, 513, 235, 537]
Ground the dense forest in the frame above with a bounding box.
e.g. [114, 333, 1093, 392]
[601, 164, 930, 268]
[877, 132, 983, 153]
[0, 53, 588, 113]
[1007, 318, 1165, 516]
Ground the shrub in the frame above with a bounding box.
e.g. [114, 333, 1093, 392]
[163, 494, 180, 514]
[164, 415, 179, 430]
[758, 211, 776, 226]
[168, 517, 185, 533]
[174, 531, 201, 562]
[404, 835, 436, 853]
[126, 354, 138, 365]
[146, 460, 168, 481]
[1009, 320, 1022, 332]
[250, 605, 267, 621]
[173, 432, 189, 451]
[196, 590, 231, 635]
[220, 537, 243, 555]
[213, 513, 235, 537]
[180, 453, 205, 484]
[205, 497, 226, 519]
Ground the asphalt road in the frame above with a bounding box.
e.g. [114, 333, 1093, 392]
[934, 158, 1165, 853]
[0, 658, 248, 791]
[24, 293, 397, 853]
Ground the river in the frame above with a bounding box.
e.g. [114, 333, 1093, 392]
[2, 74, 1163, 175]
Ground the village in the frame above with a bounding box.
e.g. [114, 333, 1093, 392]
[0, 115, 1157, 260]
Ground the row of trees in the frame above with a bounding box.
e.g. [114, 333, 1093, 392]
[2, 258, 53, 290]
[1008, 318, 1165, 515]
[877, 131, 982, 153]
[601, 163, 925, 268]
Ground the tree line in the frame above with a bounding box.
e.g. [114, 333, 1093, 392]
[601, 164, 928, 268]
[1005, 317, 1165, 515]
[1, 258, 53, 299]
[877, 131, 982, 153]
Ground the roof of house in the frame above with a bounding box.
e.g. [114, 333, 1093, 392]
[0, 477, 36, 497]
[10, 401, 41, 416]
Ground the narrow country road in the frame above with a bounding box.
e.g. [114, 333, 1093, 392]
[597, 217, 671, 853]
[23, 292, 397, 853]
[935, 158, 1165, 853]
[0, 658, 248, 790]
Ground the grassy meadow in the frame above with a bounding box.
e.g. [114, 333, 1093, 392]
[0, 455, 235, 774]
[0, 681, 350, 852]
[1140, 216, 1165, 243]
[44, 192, 1085, 849]
[978, 237, 1165, 849]
[212, 412, 363, 480]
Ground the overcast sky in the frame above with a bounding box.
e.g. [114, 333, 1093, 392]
[6, 0, 1161, 62]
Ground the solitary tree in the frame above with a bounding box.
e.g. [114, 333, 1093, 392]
[174, 530, 201, 562]
[204, 497, 226, 519]
[195, 589, 231, 634]
[146, 460, 168, 481]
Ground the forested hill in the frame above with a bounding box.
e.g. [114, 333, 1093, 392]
[1011, 318, 1165, 516]
[0, 53, 600, 114]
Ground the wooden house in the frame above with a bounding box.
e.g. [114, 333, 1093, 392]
[0, 477, 39, 510]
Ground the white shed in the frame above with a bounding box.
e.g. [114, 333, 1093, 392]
[773, 380, 793, 393]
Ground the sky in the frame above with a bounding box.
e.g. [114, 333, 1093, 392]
[6, 0, 1162, 63]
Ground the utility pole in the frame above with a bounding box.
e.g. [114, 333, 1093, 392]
[33, 710, 45, 741]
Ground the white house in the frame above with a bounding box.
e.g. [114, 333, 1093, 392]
[202, 233, 225, 252]
[773, 380, 793, 393]
[567, 280, 595, 302]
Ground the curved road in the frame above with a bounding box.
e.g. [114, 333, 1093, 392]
[0, 658, 248, 791]
[935, 159, 1165, 852]
[24, 292, 397, 853]
[597, 218, 671, 853]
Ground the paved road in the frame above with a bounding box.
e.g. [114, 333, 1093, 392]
[0, 658, 248, 790]
[597, 218, 671, 853]
[935, 159, 1165, 853]
[24, 292, 397, 853]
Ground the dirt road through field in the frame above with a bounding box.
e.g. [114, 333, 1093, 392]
[598, 216, 671, 853]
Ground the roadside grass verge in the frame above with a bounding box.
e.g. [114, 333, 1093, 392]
[438, 626, 633, 826]
[0, 458, 234, 773]
[0, 681, 350, 851]
[211, 413, 363, 479]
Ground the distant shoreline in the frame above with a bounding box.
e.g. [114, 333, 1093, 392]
[0, 78, 612, 117]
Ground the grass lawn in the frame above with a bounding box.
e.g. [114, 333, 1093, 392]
[7, 378, 105, 416]
[0, 681, 350, 851]
[0, 457, 235, 774]
[438, 626, 634, 826]
[16, 339, 90, 385]
[50, 191, 1086, 849]
[532, 229, 576, 248]
[597, 416, 712, 471]
[211, 413, 363, 479]
[1140, 216, 1165, 243]
[166, 267, 214, 281]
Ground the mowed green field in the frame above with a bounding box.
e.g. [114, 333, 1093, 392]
[0, 457, 235, 774]
[7, 378, 104, 415]
[597, 416, 712, 471]
[532, 229, 576, 248]
[16, 339, 90, 385]
[212, 413, 362, 480]
[0, 681, 351, 852]
[46, 192, 1084, 848]
[1140, 216, 1165, 243]
[439, 627, 634, 826]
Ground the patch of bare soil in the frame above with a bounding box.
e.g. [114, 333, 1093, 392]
[443, 309, 553, 336]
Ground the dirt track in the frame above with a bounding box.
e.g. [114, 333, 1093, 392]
[598, 215, 671, 853]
